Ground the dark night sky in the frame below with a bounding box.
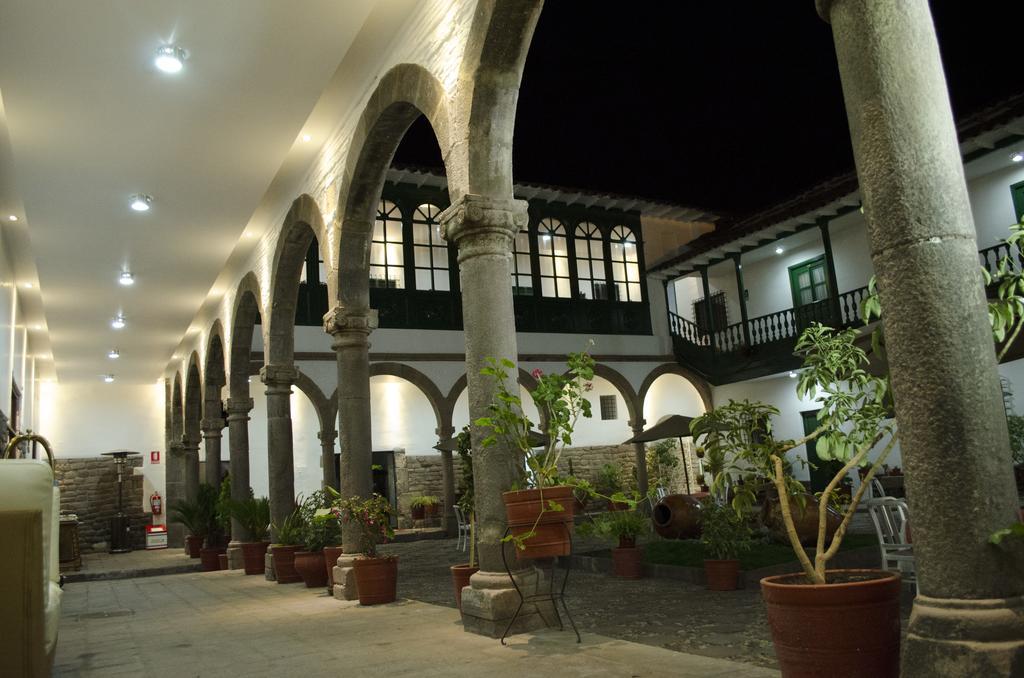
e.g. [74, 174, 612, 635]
[393, 2, 1023, 220]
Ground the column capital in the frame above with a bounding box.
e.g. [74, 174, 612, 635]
[323, 304, 378, 337]
[259, 364, 299, 388]
[435, 425, 456, 440]
[438, 194, 529, 251]
[629, 419, 646, 433]
[201, 418, 226, 436]
[225, 397, 254, 418]
[180, 435, 199, 453]
[317, 429, 338, 444]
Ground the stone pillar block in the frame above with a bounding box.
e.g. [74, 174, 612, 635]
[332, 552, 363, 601]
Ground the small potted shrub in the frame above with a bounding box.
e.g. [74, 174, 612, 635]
[450, 428, 478, 610]
[700, 501, 752, 591]
[197, 484, 227, 572]
[169, 496, 207, 559]
[294, 492, 335, 589]
[229, 495, 271, 575]
[580, 506, 649, 579]
[270, 509, 306, 584]
[334, 493, 397, 605]
[596, 464, 627, 510]
[410, 495, 439, 521]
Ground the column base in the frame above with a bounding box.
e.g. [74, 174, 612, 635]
[332, 553, 363, 601]
[460, 569, 555, 639]
[264, 551, 276, 582]
[903, 593, 1024, 677]
[226, 541, 243, 570]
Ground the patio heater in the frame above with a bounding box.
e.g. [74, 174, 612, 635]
[101, 450, 142, 553]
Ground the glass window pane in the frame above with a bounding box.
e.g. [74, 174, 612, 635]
[538, 236, 552, 255]
[433, 246, 449, 269]
[612, 281, 626, 302]
[814, 283, 828, 300]
[541, 278, 555, 297]
[539, 257, 554, 276]
[610, 242, 624, 261]
[592, 260, 605, 279]
[515, 232, 530, 252]
[413, 223, 429, 244]
[798, 271, 811, 288]
[387, 243, 403, 265]
[612, 262, 626, 282]
[515, 275, 532, 294]
[369, 265, 386, 282]
[370, 242, 386, 265]
[556, 278, 570, 298]
[434, 270, 449, 291]
[386, 221, 402, 243]
[626, 263, 640, 281]
[414, 246, 431, 267]
[800, 289, 813, 305]
[554, 256, 569, 277]
[389, 268, 405, 289]
[579, 281, 593, 299]
[628, 283, 642, 301]
[624, 243, 638, 262]
[416, 269, 432, 290]
[517, 253, 531, 273]
[372, 221, 384, 241]
[811, 266, 826, 284]
[318, 261, 326, 284]
[575, 240, 588, 258]
[553, 237, 567, 256]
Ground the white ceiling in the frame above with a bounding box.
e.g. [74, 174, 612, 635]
[0, 0, 378, 384]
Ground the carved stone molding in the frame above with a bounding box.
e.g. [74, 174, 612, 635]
[259, 364, 300, 389]
[438, 194, 529, 253]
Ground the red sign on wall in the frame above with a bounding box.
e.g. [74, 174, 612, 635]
[150, 450, 160, 464]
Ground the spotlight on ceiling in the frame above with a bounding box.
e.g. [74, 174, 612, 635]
[130, 194, 152, 212]
[1012, 151, 1024, 163]
[108, 349, 120, 360]
[103, 374, 116, 383]
[119, 271, 135, 286]
[775, 246, 785, 255]
[8, 215, 17, 222]
[788, 371, 798, 379]
[301, 133, 311, 143]
[154, 44, 186, 74]
[111, 314, 126, 330]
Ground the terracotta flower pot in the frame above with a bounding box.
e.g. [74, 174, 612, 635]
[240, 541, 269, 575]
[217, 553, 228, 570]
[704, 559, 740, 591]
[199, 547, 220, 572]
[185, 534, 203, 558]
[352, 556, 398, 606]
[611, 546, 643, 579]
[411, 505, 426, 520]
[271, 545, 303, 584]
[295, 551, 329, 588]
[450, 563, 478, 611]
[323, 546, 344, 589]
[425, 503, 439, 519]
[502, 486, 575, 560]
[618, 535, 636, 549]
[652, 494, 703, 540]
[760, 569, 901, 678]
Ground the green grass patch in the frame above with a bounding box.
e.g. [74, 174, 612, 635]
[643, 532, 878, 571]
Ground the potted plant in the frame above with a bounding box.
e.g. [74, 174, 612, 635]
[409, 495, 439, 521]
[333, 493, 397, 605]
[215, 474, 232, 570]
[270, 508, 306, 584]
[596, 463, 627, 510]
[196, 483, 225, 572]
[477, 348, 624, 558]
[450, 427, 478, 610]
[229, 495, 271, 575]
[579, 507, 649, 579]
[294, 491, 335, 589]
[700, 501, 752, 591]
[169, 496, 207, 559]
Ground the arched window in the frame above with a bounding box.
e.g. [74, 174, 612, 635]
[574, 222, 607, 300]
[299, 240, 325, 286]
[370, 200, 404, 289]
[537, 218, 570, 298]
[511, 226, 533, 295]
[412, 203, 449, 291]
[610, 225, 641, 302]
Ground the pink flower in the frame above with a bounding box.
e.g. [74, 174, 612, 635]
[531, 368, 543, 379]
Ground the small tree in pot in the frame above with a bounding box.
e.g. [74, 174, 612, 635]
[270, 508, 306, 584]
[169, 496, 208, 559]
[333, 493, 397, 605]
[229, 495, 271, 575]
[579, 507, 649, 579]
[294, 491, 335, 588]
[699, 501, 752, 591]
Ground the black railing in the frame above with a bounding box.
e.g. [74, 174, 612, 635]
[979, 242, 1023, 277]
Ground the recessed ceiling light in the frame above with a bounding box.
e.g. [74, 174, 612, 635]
[108, 349, 120, 359]
[119, 271, 135, 286]
[130, 194, 152, 212]
[21, 282, 32, 289]
[111, 314, 126, 330]
[788, 371, 798, 379]
[775, 246, 785, 255]
[154, 44, 186, 74]
[301, 133, 312, 143]
[7, 215, 17, 222]
[1011, 151, 1024, 163]
[103, 374, 115, 383]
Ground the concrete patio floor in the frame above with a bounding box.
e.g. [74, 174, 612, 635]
[55, 569, 780, 677]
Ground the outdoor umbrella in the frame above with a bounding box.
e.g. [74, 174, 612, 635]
[623, 414, 698, 493]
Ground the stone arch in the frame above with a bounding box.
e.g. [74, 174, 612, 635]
[171, 370, 184, 440]
[228, 272, 265, 399]
[591, 363, 641, 427]
[184, 351, 203, 444]
[371, 362, 445, 432]
[293, 372, 332, 435]
[267, 194, 328, 366]
[637, 363, 713, 415]
[454, 0, 544, 198]
[204, 320, 227, 416]
[335, 63, 458, 310]
[441, 367, 541, 431]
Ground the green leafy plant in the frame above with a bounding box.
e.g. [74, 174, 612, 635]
[333, 493, 395, 558]
[646, 439, 680, 493]
[700, 501, 753, 561]
[455, 427, 478, 569]
[295, 491, 339, 552]
[578, 509, 649, 543]
[272, 508, 306, 547]
[229, 495, 271, 542]
[410, 495, 440, 509]
[216, 474, 232, 539]
[196, 483, 224, 547]
[169, 497, 209, 539]
[595, 463, 624, 498]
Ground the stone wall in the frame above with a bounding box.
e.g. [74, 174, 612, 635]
[55, 456, 151, 551]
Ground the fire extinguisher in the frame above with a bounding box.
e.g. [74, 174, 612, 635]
[150, 491, 162, 516]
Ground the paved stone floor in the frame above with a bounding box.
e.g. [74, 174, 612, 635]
[55, 568, 780, 677]
[65, 548, 200, 581]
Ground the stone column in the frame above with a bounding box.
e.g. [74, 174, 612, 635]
[818, 1, 1024, 674]
[259, 364, 299, 539]
[225, 397, 253, 569]
[630, 419, 648, 500]
[201, 416, 225, 488]
[318, 429, 338, 491]
[324, 305, 376, 601]
[181, 435, 200, 502]
[436, 425, 457, 536]
[165, 440, 186, 547]
[440, 194, 547, 637]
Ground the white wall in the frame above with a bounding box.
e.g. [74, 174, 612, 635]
[370, 374, 437, 456]
[969, 162, 1024, 249]
[642, 373, 707, 425]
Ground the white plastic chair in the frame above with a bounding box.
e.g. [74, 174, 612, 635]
[453, 504, 470, 552]
[866, 497, 915, 587]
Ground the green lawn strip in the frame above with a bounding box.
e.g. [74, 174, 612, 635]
[641, 533, 878, 570]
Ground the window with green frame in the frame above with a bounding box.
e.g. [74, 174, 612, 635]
[788, 255, 829, 307]
[1011, 180, 1024, 222]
